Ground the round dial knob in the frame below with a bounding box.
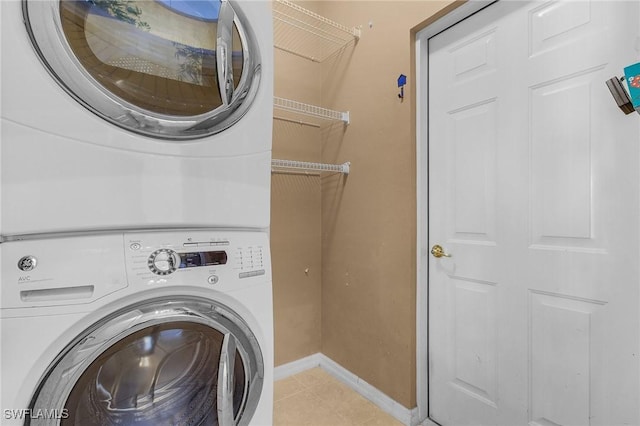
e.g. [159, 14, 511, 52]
[148, 249, 179, 276]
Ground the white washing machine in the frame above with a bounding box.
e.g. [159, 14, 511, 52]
[0, 0, 273, 238]
[0, 229, 273, 425]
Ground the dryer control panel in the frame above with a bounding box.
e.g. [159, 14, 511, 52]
[124, 231, 270, 289]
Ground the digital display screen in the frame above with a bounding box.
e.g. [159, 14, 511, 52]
[179, 251, 227, 269]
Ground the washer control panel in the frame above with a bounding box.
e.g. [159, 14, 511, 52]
[147, 249, 180, 275]
[125, 231, 270, 288]
[146, 247, 228, 276]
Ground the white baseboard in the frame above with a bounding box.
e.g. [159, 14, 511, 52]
[274, 353, 420, 426]
[273, 353, 323, 381]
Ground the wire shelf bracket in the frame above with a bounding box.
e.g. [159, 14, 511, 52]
[272, 159, 350, 175]
[274, 97, 350, 125]
[273, 0, 361, 62]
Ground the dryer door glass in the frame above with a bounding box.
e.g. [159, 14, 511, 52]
[23, 0, 261, 139]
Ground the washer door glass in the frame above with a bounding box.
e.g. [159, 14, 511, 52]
[63, 322, 245, 425]
[28, 297, 264, 426]
[23, 0, 261, 139]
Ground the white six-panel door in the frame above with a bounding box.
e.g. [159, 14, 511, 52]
[427, 1, 640, 425]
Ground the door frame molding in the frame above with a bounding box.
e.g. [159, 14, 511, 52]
[415, 1, 497, 423]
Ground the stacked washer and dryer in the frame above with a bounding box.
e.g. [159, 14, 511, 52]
[1, 0, 273, 424]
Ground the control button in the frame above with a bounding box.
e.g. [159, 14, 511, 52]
[17, 255, 37, 272]
[207, 275, 219, 285]
[148, 249, 179, 276]
[183, 242, 198, 248]
[129, 243, 142, 251]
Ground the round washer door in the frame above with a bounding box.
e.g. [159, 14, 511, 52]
[27, 296, 264, 426]
[23, 0, 261, 140]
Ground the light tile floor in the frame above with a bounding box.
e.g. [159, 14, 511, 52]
[273, 368, 405, 426]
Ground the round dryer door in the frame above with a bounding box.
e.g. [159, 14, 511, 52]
[27, 297, 264, 426]
[23, 0, 261, 140]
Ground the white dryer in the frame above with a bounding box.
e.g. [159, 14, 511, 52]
[0, 0, 273, 238]
[0, 230, 273, 425]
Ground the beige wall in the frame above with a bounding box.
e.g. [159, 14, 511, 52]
[272, 47, 324, 365]
[271, 0, 456, 409]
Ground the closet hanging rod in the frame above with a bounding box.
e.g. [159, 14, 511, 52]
[273, 97, 350, 125]
[271, 159, 350, 175]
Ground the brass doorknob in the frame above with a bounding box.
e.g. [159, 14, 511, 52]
[431, 244, 451, 258]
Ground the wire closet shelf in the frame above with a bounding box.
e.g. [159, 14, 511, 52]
[271, 159, 350, 175]
[273, 97, 350, 126]
[273, 0, 361, 62]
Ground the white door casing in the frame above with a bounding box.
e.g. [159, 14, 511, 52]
[419, 1, 640, 425]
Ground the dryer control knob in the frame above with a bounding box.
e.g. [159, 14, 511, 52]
[148, 249, 179, 276]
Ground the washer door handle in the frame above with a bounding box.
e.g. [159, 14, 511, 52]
[218, 332, 238, 425]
